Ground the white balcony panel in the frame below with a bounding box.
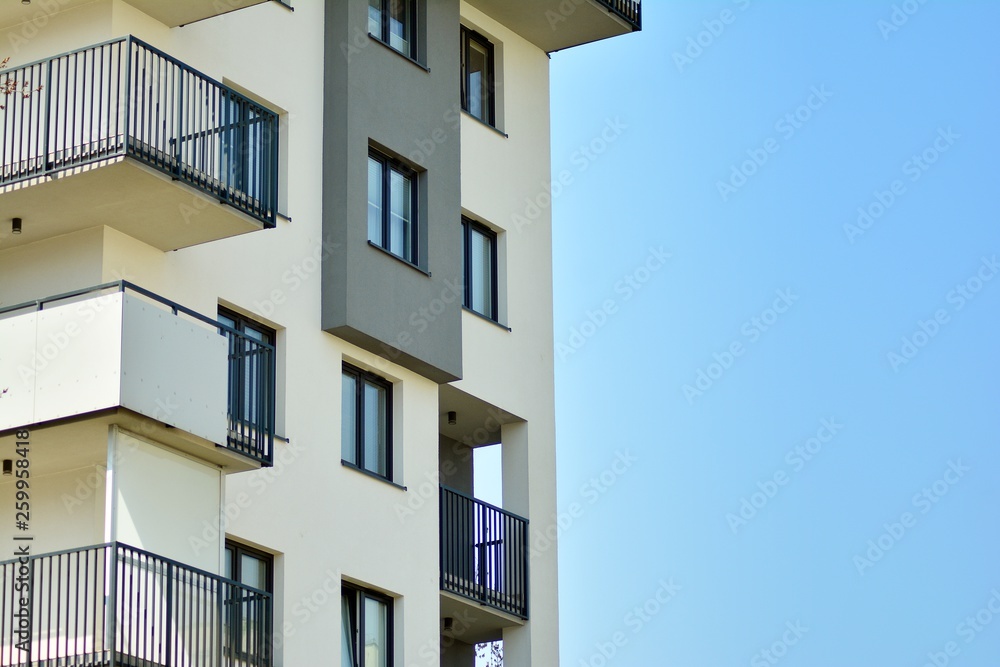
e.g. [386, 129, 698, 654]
[0, 312, 40, 429]
[33, 293, 125, 423]
[0, 292, 227, 444]
[120, 295, 227, 445]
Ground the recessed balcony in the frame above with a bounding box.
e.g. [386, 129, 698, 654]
[0, 542, 272, 667]
[440, 485, 528, 641]
[0, 36, 278, 252]
[464, 0, 641, 52]
[0, 281, 274, 468]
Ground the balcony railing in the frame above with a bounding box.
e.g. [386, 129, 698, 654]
[0, 543, 272, 667]
[0, 281, 275, 465]
[0, 35, 278, 226]
[440, 486, 529, 619]
[598, 0, 641, 30]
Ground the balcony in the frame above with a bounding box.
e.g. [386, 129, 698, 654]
[440, 486, 529, 621]
[0, 543, 272, 667]
[601, 0, 642, 29]
[0, 281, 274, 468]
[0, 36, 278, 252]
[464, 0, 641, 52]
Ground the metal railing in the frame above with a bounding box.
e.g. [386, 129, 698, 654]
[440, 486, 529, 619]
[0, 543, 272, 667]
[0, 36, 278, 226]
[0, 281, 275, 466]
[597, 0, 642, 30]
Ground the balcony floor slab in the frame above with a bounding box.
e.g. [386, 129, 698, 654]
[0, 158, 266, 252]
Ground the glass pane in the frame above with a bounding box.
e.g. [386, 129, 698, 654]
[368, 157, 383, 246]
[368, 0, 381, 38]
[224, 546, 234, 579]
[342, 373, 358, 464]
[342, 593, 357, 667]
[389, 168, 412, 262]
[241, 553, 267, 590]
[363, 381, 387, 476]
[470, 227, 494, 317]
[364, 596, 388, 667]
[466, 38, 489, 121]
[388, 0, 410, 54]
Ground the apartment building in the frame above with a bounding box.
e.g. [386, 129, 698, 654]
[0, 1, 640, 665]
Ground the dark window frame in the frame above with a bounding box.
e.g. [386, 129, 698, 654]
[369, 0, 419, 60]
[218, 307, 276, 446]
[342, 583, 394, 667]
[460, 26, 496, 127]
[462, 217, 499, 322]
[368, 148, 420, 266]
[342, 362, 394, 481]
[223, 540, 273, 661]
[224, 540, 274, 592]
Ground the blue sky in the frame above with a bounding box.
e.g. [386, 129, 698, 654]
[545, 2, 1000, 665]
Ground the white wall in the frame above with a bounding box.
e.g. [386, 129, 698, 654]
[112, 429, 223, 572]
[458, 4, 561, 667]
[0, 465, 105, 555]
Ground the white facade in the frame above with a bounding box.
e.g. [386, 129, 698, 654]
[0, 1, 639, 665]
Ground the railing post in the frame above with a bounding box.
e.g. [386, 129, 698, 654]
[42, 56, 52, 173]
[477, 500, 486, 604]
[269, 111, 279, 223]
[216, 579, 225, 667]
[108, 545, 118, 667]
[24, 557, 33, 666]
[266, 343, 276, 463]
[165, 561, 173, 667]
[522, 518, 530, 618]
[438, 486, 445, 596]
[175, 58, 183, 178]
[122, 37, 132, 156]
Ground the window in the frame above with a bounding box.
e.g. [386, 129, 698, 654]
[462, 218, 498, 321]
[219, 309, 275, 451]
[342, 584, 393, 667]
[369, 0, 417, 59]
[368, 149, 418, 265]
[342, 363, 392, 479]
[220, 92, 270, 203]
[224, 541, 272, 658]
[461, 27, 495, 126]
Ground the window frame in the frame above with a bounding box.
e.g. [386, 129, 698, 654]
[462, 217, 499, 322]
[223, 540, 273, 660]
[369, 0, 418, 60]
[342, 362, 394, 481]
[368, 148, 420, 266]
[460, 26, 496, 127]
[218, 307, 276, 448]
[224, 540, 274, 592]
[341, 583, 394, 667]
